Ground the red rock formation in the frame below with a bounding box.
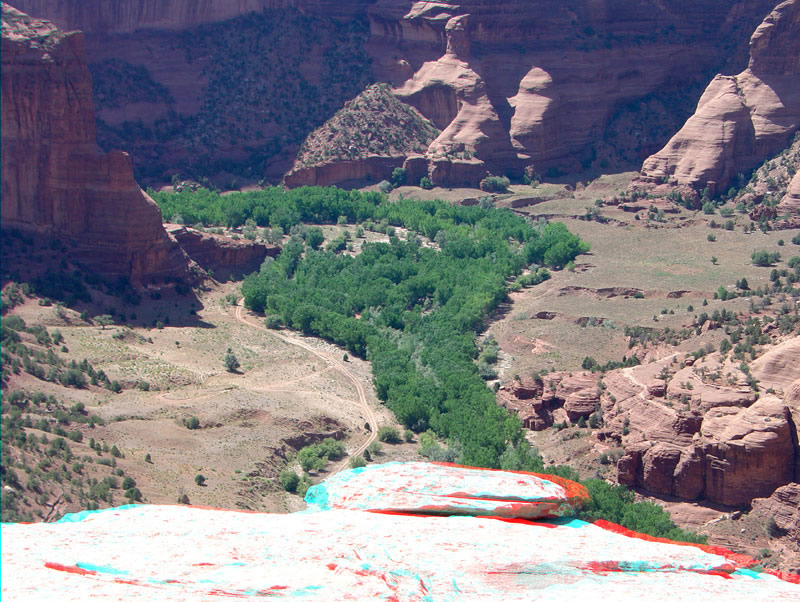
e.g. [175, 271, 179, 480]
[10, 0, 779, 188]
[751, 482, 800, 543]
[636, 0, 800, 196]
[751, 337, 800, 389]
[167, 226, 278, 276]
[1, 5, 190, 285]
[778, 172, 800, 215]
[496, 371, 601, 430]
[616, 392, 798, 506]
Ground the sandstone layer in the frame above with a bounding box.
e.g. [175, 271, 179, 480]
[9, 0, 777, 187]
[1, 5, 190, 285]
[499, 345, 800, 507]
[778, 171, 800, 215]
[636, 0, 800, 196]
[167, 226, 278, 277]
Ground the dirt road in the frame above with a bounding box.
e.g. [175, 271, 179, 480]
[233, 302, 378, 475]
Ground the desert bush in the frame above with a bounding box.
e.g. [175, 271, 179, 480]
[479, 175, 510, 193]
[377, 426, 401, 443]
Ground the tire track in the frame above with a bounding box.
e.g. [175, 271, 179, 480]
[233, 302, 378, 476]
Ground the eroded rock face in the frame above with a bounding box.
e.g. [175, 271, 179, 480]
[752, 482, 800, 543]
[636, 0, 800, 196]
[1, 5, 189, 284]
[496, 371, 600, 430]
[167, 226, 278, 276]
[12, 0, 778, 188]
[778, 172, 800, 215]
[499, 342, 799, 508]
[701, 395, 796, 506]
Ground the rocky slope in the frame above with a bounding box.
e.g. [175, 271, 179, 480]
[9, 0, 778, 187]
[499, 337, 800, 508]
[1, 4, 190, 285]
[284, 83, 438, 187]
[167, 225, 278, 277]
[636, 0, 800, 198]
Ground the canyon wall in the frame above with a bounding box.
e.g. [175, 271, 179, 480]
[1, 5, 190, 284]
[7, 0, 779, 188]
[636, 0, 800, 196]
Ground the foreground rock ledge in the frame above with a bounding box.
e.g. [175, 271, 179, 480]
[2, 462, 798, 600]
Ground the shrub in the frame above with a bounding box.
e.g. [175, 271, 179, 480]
[751, 250, 780, 267]
[390, 167, 407, 188]
[479, 176, 510, 193]
[60, 369, 87, 388]
[377, 180, 393, 194]
[224, 349, 240, 372]
[419, 176, 433, 190]
[348, 455, 367, 469]
[377, 426, 402, 443]
[305, 227, 324, 250]
[279, 470, 300, 492]
[404, 429, 414, 443]
[184, 416, 200, 430]
[195, 474, 206, 486]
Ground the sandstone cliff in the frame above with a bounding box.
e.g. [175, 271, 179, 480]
[167, 226, 278, 277]
[637, 0, 800, 197]
[498, 344, 800, 508]
[1, 5, 191, 285]
[9, 0, 778, 188]
[284, 83, 438, 187]
[9, 0, 374, 33]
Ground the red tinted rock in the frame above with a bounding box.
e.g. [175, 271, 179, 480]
[640, 443, 682, 495]
[167, 226, 277, 275]
[1, 5, 189, 285]
[751, 482, 800, 542]
[636, 0, 800, 195]
[672, 446, 706, 500]
[701, 395, 796, 506]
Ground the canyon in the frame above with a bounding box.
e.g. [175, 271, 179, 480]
[8, 0, 785, 188]
[2, 0, 800, 582]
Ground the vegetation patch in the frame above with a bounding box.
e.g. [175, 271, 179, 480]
[293, 83, 438, 168]
[203, 187, 592, 467]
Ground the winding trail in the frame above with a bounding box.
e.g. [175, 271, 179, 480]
[233, 301, 378, 476]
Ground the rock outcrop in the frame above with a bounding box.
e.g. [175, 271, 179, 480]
[778, 171, 800, 215]
[610, 353, 799, 507]
[284, 83, 438, 187]
[636, 0, 800, 197]
[497, 371, 601, 430]
[167, 226, 278, 277]
[499, 345, 800, 508]
[1, 5, 190, 285]
[752, 482, 800, 543]
[10, 0, 779, 188]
